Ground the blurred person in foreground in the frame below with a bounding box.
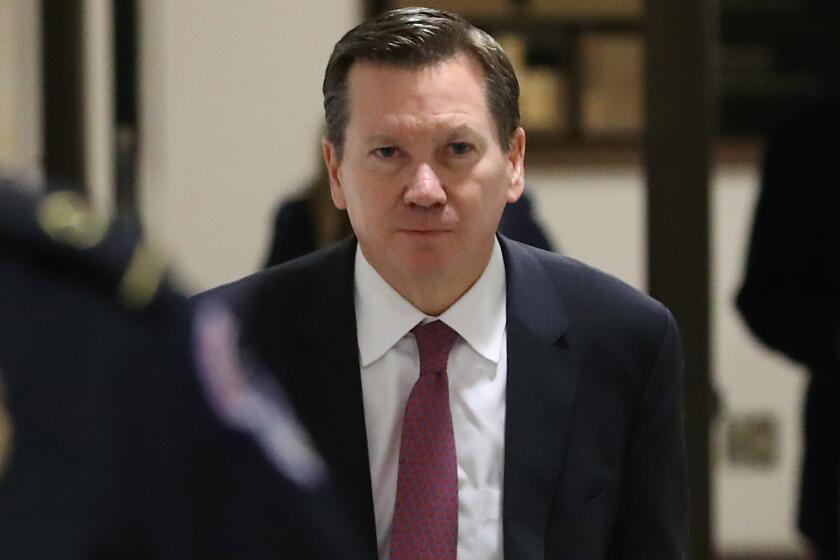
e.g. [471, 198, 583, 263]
[737, 94, 840, 560]
[0, 180, 362, 559]
[198, 7, 687, 560]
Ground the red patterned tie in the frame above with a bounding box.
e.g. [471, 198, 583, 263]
[389, 320, 459, 560]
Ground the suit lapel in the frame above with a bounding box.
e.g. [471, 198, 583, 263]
[499, 237, 583, 560]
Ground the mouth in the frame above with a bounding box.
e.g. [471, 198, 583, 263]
[398, 228, 451, 236]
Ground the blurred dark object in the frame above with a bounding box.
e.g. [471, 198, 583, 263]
[265, 177, 554, 268]
[264, 170, 354, 267]
[113, 0, 141, 223]
[726, 412, 779, 470]
[498, 191, 554, 251]
[0, 180, 196, 558]
[0, 180, 366, 559]
[736, 95, 840, 560]
[41, 0, 85, 190]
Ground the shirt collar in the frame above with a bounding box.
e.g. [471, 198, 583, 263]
[354, 239, 507, 367]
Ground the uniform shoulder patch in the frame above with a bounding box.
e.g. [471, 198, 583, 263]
[36, 190, 109, 249]
[31, 189, 168, 310]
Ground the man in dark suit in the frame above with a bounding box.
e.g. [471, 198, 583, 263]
[200, 7, 686, 559]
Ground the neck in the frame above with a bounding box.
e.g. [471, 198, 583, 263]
[363, 240, 494, 317]
[398, 273, 478, 317]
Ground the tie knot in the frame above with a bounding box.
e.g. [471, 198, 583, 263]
[412, 320, 459, 376]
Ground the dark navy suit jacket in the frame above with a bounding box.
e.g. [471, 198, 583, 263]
[201, 235, 687, 559]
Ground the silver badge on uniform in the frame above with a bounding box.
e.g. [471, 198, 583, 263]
[192, 301, 327, 490]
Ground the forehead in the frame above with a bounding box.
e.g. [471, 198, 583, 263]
[344, 55, 493, 136]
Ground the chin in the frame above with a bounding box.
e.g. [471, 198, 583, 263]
[393, 249, 454, 278]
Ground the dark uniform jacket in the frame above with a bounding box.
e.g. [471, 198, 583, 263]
[0, 181, 363, 559]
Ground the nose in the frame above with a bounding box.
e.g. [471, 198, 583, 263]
[403, 163, 446, 208]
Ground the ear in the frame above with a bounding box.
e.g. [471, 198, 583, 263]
[322, 138, 347, 209]
[505, 127, 526, 203]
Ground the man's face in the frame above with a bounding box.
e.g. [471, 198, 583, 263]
[323, 54, 525, 290]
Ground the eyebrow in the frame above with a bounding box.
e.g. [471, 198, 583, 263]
[361, 124, 482, 147]
[361, 134, 397, 147]
[444, 124, 481, 141]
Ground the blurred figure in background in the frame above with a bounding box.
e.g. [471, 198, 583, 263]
[264, 165, 354, 267]
[0, 180, 364, 559]
[736, 94, 840, 560]
[265, 163, 554, 268]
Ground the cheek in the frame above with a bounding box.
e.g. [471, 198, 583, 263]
[341, 177, 389, 234]
[472, 184, 513, 230]
[339, 168, 369, 208]
[468, 165, 513, 209]
[349, 170, 402, 209]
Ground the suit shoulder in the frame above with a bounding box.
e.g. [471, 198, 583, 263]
[511, 243, 680, 393]
[515, 243, 674, 343]
[533, 243, 667, 312]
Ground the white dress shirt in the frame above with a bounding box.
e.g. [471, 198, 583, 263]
[355, 240, 507, 560]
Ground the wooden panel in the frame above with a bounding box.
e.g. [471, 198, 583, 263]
[530, 0, 642, 18]
[645, 0, 715, 558]
[580, 33, 643, 136]
[41, 0, 86, 190]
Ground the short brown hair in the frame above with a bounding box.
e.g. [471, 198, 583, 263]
[323, 7, 520, 158]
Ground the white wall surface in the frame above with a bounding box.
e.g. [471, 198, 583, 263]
[139, 0, 361, 291]
[83, 0, 115, 216]
[0, 0, 41, 185]
[527, 165, 646, 291]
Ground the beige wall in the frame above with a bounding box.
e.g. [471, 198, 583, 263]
[0, 0, 41, 185]
[82, 0, 115, 215]
[527, 165, 646, 290]
[139, 0, 361, 291]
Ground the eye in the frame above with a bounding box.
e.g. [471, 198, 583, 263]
[374, 146, 398, 158]
[449, 142, 473, 156]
